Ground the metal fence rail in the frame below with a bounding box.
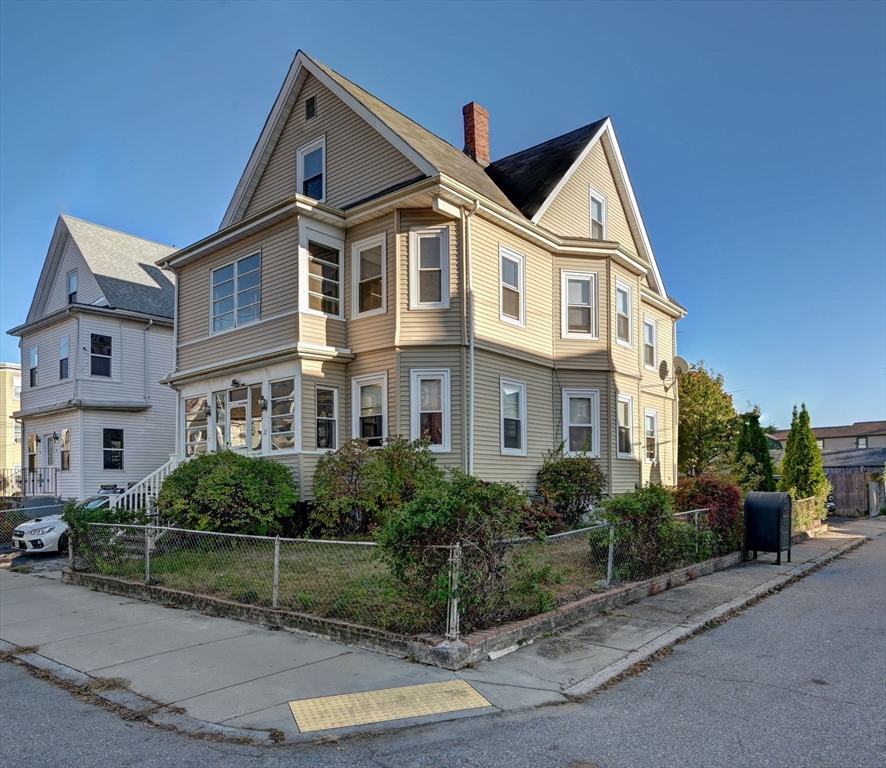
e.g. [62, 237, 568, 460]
[0, 502, 66, 545]
[72, 508, 715, 642]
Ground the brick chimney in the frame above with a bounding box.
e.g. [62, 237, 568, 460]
[462, 102, 490, 166]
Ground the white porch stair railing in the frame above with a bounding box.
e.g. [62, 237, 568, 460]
[111, 456, 181, 512]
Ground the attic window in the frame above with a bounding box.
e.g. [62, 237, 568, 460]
[589, 186, 607, 240]
[67, 271, 77, 304]
[305, 96, 316, 120]
[297, 136, 325, 202]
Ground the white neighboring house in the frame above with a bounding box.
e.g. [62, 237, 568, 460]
[7, 216, 177, 502]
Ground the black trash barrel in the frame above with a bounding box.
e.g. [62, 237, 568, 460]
[743, 492, 792, 565]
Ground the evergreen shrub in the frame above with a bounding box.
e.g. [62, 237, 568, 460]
[536, 444, 607, 527]
[671, 475, 743, 554]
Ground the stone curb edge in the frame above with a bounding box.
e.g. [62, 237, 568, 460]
[0, 641, 280, 744]
[562, 535, 867, 699]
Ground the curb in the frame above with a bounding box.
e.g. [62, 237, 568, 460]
[562, 535, 867, 699]
[0, 639, 279, 744]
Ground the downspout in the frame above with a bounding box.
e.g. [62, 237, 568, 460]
[673, 318, 679, 484]
[465, 200, 480, 475]
[143, 319, 153, 401]
[458, 207, 468, 472]
[393, 209, 401, 439]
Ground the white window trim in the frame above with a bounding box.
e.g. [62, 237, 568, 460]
[857, 436, 868, 449]
[408, 226, 450, 310]
[315, 386, 339, 451]
[562, 388, 601, 457]
[615, 279, 633, 348]
[410, 368, 451, 453]
[499, 245, 526, 328]
[351, 372, 388, 444]
[67, 270, 78, 303]
[589, 184, 608, 240]
[299, 221, 345, 319]
[644, 408, 659, 464]
[296, 134, 326, 203]
[103, 427, 125, 471]
[209, 251, 262, 335]
[89, 333, 113, 379]
[560, 270, 598, 339]
[643, 315, 658, 370]
[351, 233, 387, 319]
[500, 376, 527, 456]
[617, 393, 634, 460]
[12, 376, 21, 400]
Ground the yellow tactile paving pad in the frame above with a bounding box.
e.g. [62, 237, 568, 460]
[289, 679, 492, 732]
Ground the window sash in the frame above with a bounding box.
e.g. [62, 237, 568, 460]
[353, 374, 387, 447]
[316, 387, 337, 450]
[59, 337, 69, 380]
[616, 282, 632, 345]
[184, 396, 209, 457]
[562, 389, 599, 456]
[60, 428, 70, 471]
[297, 137, 325, 202]
[409, 228, 449, 308]
[617, 396, 633, 457]
[270, 379, 295, 452]
[645, 410, 658, 462]
[410, 370, 450, 452]
[212, 254, 261, 332]
[500, 378, 526, 455]
[644, 318, 656, 368]
[562, 272, 597, 337]
[103, 428, 124, 470]
[353, 236, 385, 317]
[67, 272, 78, 303]
[500, 248, 525, 325]
[307, 241, 341, 316]
[90, 334, 112, 377]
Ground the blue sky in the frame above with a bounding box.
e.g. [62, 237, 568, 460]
[1, 0, 883, 430]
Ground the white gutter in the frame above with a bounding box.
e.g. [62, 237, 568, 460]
[465, 200, 480, 475]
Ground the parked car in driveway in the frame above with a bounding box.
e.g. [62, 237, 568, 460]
[11, 496, 109, 554]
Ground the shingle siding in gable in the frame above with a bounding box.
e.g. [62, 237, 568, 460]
[243, 74, 423, 218]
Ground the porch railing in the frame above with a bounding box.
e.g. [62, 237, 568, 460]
[0, 468, 57, 497]
[110, 457, 180, 511]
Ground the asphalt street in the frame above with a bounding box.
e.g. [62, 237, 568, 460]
[2, 530, 883, 768]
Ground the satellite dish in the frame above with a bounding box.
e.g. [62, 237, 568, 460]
[673, 356, 690, 375]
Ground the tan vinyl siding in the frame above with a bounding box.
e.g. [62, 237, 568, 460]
[472, 349, 554, 490]
[345, 214, 396, 354]
[610, 266, 642, 377]
[176, 219, 298, 373]
[398, 211, 462, 347]
[345, 348, 397, 440]
[44, 236, 105, 315]
[0, 366, 22, 471]
[244, 74, 423, 218]
[553, 369, 611, 465]
[611, 373, 642, 494]
[300, 359, 347, 455]
[639, 392, 675, 487]
[470, 216, 553, 365]
[554, 256, 610, 369]
[397, 347, 464, 473]
[298, 312, 346, 351]
[538, 137, 640, 258]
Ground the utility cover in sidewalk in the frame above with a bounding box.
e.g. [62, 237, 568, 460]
[289, 679, 491, 732]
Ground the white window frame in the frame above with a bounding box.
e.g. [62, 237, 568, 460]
[617, 394, 634, 459]
[615, 279, 633, 348]
[644, 408, 658, 463]
[408, 227, 450, 309]
[316, 386, 338, 451]
[299, 222, 345, 319]
[352, 372, 388, 446]
[562, 388, 600, 457]
[352, 233, 387, 318]
[102, 427, 124, 471]
[89, 333, 112, 378]
[857, 436, 868, 449]
[561, 270, 598, 339]
[14, 420, 22, 444]
[589, 185, 608, 240]
[29, 347, 38, 387]
[210, 252, 262, 334]
[268, 378, 297, 454]
[59, 336, 69, 380]
[296, 135, 326, 203]
[12, 375, 21, 400]
[60, 428, 70, 471]
[183, 395, 210, 458]
[67, 271, 78, 304]
[816, 438, 824, 449]
[410, 369, 451, 453]
[499, 245, 526, 327]
[500, 377, 527, 456]
[643, 315, 658, 370]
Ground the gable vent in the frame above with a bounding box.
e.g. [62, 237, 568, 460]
[305, 96, 316, 120]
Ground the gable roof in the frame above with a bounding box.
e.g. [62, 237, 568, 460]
[485, 119, 609, 220]
[770, 420, 886, 442]
[25, 216, 176, 323]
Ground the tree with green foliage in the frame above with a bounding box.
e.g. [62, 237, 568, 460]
[778, 404, 830, 506]
[732, 408, 776, 492]
[677, 362, 738, 476]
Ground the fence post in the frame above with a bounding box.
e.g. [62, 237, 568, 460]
[445, 543, 461, 642]
[272, 536, 280, 609]
[68, 531, 74, 570]
[607, 524, 615, 586]
[694, 509, 700, 559]
[144, 524, 151, 584]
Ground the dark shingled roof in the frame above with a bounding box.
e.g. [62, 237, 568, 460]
[770, 420, 886, 441]
[821, 447, 886, 468]
[484, 118, 609, 219]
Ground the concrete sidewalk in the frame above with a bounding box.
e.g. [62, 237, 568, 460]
[1, 517, 882, 743]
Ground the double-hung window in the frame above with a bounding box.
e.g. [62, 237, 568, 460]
[316, 387, 337, 450]
[27, 435, 37, 471]
[353, 373, 387, 447]
[60, 428, 70, 471]
[645, 409, 658, 462]
[29, 348, 38, 387]
[409, 227, 449, 309]
[59, 337, 69, 380]
[270, 379, 296, 452]
[857, 436, 868, 449]
[562, 389, 600, 456]
[615, 280, 633, 346]
[90, 334, 112, 377]
[67, 272, 78, 304]
[353, 234, 385, 317]
[297, 136, 325, 201]
[212, 253, 261, 332]
[590, 186, 607, 240]
[307, 241, 341, 316]
[561, 271, 597, 337]
[184, 396, 209, 457]
[410, 369, 451, 452]
[643, 316, 657, 369]
[103, 428, 124, 470]
[500, 246, 525, 326]
[500, 377, 527, 456]
[12, 376, 20, 400]
[617, 394, 633, 459]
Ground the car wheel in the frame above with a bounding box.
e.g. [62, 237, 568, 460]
[57, 532, 69, 555]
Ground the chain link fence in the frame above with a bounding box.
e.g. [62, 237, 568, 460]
[72, 509, 713, 641]
[1, 502, 65, 546]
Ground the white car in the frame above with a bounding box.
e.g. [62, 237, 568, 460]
[10, 496, 109, 554]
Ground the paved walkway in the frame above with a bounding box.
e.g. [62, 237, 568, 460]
[1, 517, 882, 743]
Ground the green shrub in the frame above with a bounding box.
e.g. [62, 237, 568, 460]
[156, 451, 298, 536]
[62, 500, 152, 574]
[599, 484, 675, 579]
[537, 444, 607, 527]
[374, 470, 559, 633]
[671, 475, 743, 554]
[310, 437, 443, 536]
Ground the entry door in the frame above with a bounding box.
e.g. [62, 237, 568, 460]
[43, 434, 55, 469]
